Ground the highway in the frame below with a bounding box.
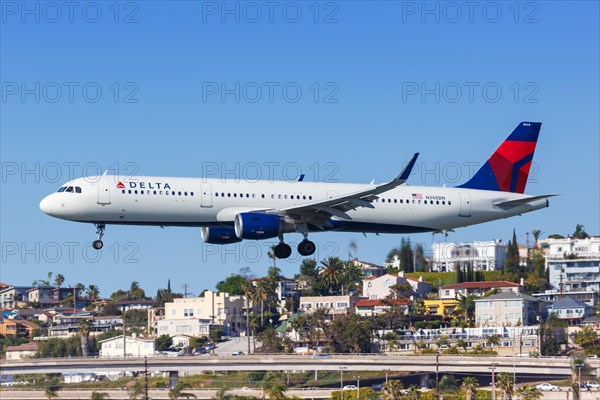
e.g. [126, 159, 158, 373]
[0, 354, 582, 376]
[0, 387, 599, 400]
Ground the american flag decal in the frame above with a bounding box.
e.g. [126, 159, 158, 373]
[412, 193, 423, 199]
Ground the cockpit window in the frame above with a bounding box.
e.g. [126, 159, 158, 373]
[65, 186, 74, 193]
[57, 187, 67, 192]
[75, 187, 82, 193]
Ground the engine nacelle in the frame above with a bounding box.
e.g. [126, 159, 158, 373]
[201, 226, 242, 244]
[235, 212, 292, 240]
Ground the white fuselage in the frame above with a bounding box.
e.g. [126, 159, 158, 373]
[39, 175, 549, 235]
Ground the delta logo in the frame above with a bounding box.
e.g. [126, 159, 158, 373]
[116, 181, 172, 190]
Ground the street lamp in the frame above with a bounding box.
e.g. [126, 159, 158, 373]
[383, 368, 390, 383]
[490, 363, 498, 400]
[353, 375, 361, 400]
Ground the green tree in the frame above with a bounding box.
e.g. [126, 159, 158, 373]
[573, 224, 589, 239]
[461, 377, 479, 400]
[439, 375, 458, 392]
[329, 314, 373, 353]
[54, 274, 65, 288]
[299, 258, 318, 278]
[496, 372, 514, 400]
[78, 319, 92, 357]
[547, 234, 564, 239]
[487, 334, 500, 350]
[382, 380, 404, 400]
[574, 325, 599, 354]
[262, 372, 288, 400]
[252, 278, 277, 325]
[515, 385, 542, 400]
[168, 381, 197, 399]
[456, 294, 476, 326]
[215, 274, 247, 295]
[340, 260, 362, 295]
[128, 381, 144, 400]
[267, 266, 282, 278]
[319, 257, 344, 294]
[87, 285, 100, 301]
[155, 334, 173, 351]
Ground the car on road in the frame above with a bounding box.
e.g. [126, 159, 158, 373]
[240, 387, 252, 391]
[583, 382, 600, 390]
[536, 383, 560, 391]
[343, 385, 358, 390]
[231, 351, 245, 356]
[371, 384, 383, 391]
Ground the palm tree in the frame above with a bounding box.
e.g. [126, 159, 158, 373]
[168, 382, 197, 399]
[382, 380, 404, 400]
[79, 319, 92, 357]
[262, 372, 288, 400]
[54, 274, 65, 288]
[252, 278, 277, 325]
[128, 381, 144, 400]
[487, 334, 501, 351]
[461, 377, 479, 400]
[456, 294, 475, 326]
[319, 257, 343, 294]
[406, 384, 421, 400]
[87, 285, 100, 301]
[90, 391, 109, 400]
[531, 229, 543, 247]
[496, 372, 514, 400]
[515, 385, 542, 400]
[45, 386, 59, 399]
[340, 260, 362, 295]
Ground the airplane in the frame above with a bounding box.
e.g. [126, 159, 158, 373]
[40, 122, 555, 259]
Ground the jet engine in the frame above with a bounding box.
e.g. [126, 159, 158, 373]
[200, 226, 242, 244]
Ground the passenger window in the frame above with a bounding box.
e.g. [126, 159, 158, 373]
[303, 195, 306, 200]
[159, 191, 163, 195]
[184, 192, 188, 196]
[436, 201, 439, 205]
[166, 191, 169, 195]
[134, 190, 138, 194]
[309, 196, 312, 200]
[128, 190, 132, 194]
[442, 201, 445, 205]
[141, 190, 144, 194]
[154, 191, 157, 195]
[278, 195, 282, 199]
[233, 193, 237, 197]
[394, 199, 397, 203]
[400, 199, 403, 204]
[178, 191, 181, 196]
[448, 201, 452, 205]
[216, 193, 219, 197]
[122, 190, 125, 194]
[171, 191, 175, 196]
[191, 192, 194, 196]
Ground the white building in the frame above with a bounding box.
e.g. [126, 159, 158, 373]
[156, 291, 250, 337]
[298, 295, 363, 318]
[5, 342, 38, 360]
[431, 240, 507, 272]
[99, 335, 155, 358]
[362, 273, 431, 300]
[544, 237, 600, 296]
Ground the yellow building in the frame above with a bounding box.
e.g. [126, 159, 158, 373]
[423, 299, 459, 317]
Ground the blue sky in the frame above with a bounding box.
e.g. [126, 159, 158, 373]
[1, 1, 598, 297]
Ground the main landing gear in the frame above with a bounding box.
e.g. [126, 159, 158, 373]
[273, 234, 316, 259]
[92, 224, 105, 250]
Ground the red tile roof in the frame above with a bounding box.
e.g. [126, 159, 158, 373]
[440, 281, 520, 290]
[6, 342, 38, 352]
[355, 298, 410, 307]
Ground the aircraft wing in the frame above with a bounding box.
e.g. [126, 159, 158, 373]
[272, 153, 419, 228]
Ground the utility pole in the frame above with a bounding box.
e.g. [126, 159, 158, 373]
[123, 318, 127, 358]
[182, 283, 190, 298]
[435, 351, 440, 400]
[211, 291, 216, 356]
[246, 294, 251, 354]
[491, 364, 497, 400]
[144, 356, 149, 400]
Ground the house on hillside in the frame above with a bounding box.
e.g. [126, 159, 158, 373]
[362, 273, 431, 300]
[439, 281, 521, 300]
[474, 292, 548, 326]
[5, 342, 38, 360]
[547, 296, 595, 325]
[99, 335, 155, 358]
[355, 298, 410, 316]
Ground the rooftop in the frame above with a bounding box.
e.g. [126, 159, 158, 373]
[441, 281, 520, 290]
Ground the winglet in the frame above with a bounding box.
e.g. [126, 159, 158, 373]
[395, 153, 419, 183]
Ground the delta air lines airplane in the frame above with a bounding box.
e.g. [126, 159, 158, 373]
[40, 122, 554, 259]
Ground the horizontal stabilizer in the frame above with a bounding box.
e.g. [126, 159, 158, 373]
[494, 194, 557, 208]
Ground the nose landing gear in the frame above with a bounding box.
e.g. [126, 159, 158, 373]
[92, 224, 105, 250]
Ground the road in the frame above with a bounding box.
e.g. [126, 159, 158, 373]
[0, 354, 579, 376]
[0, 387, 598, 400]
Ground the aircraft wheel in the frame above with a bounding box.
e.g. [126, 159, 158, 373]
[298, 240, 316, 256]
[92, 240, 104, 250]
[274, 243, 292, 259]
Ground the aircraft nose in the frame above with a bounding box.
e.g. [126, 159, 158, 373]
[39, 194, 56, 215]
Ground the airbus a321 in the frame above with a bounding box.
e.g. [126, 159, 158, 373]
[40, 122, 554, 259]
